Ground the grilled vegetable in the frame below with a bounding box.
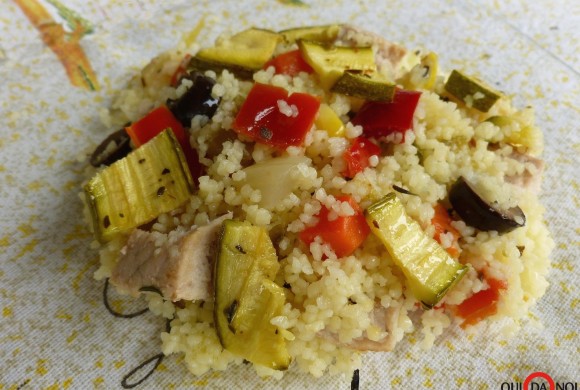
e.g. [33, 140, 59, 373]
[125, 105, 203, 181]
[314, 103, 345, 137]
[232, 83, 320, 149]
[243, 155, 311, 209]
[456, 277, 507, 328]
[214, 220, 291, 370]
[331, 71, 396, 102]
[298, 40, 376, 89]
[84, 130, 194, 242]
[191, 28, 281, 79]
[279, 24, 340, 44]
[400, 52, 439, 91]
[352, 89, 421, 140]
[300, 195, 370, 258]
[485, 115, 536, 148]
[262, 49, 313, 76]
[448, 176, 525, 233]
[444, 70, 502, 112]
[90, 127, 132, 167]
[342, 136, 381, 178]
[166, 72, 220, 127]
[365, 193, 467, 308]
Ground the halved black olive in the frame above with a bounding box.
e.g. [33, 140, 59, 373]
[90, 127, 132, 167]
[449, 176, 525, 234]
[166, 72, 220, 128]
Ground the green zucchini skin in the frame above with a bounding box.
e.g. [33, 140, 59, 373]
[365, 193, 467, 308]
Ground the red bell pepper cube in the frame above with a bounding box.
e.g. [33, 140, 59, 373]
[300, 195, 370, 258]
[125, 105, 203, 181]
[431, 203, 461, 258]
[456, 277, 507, 328]
[232, 83, 320, 149]
[352, 89, 421, 140]
[126, 105, 187, 147]
[343, 136, 381, 179]
[263, 49, 313, 77]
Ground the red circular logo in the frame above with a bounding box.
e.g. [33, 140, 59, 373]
[523, 372, 555, 390]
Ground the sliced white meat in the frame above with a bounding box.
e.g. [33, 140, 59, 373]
[338, 24, 408, 79]
[505, 151, 544, 193]
[110, 213, 232, 302]
[319, 305, 400, 352]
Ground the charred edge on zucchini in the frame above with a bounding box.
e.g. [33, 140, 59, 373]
[225, 300, 239, 334]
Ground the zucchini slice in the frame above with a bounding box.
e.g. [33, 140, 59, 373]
[444, 70, 502, 112]
[331, 71, 396, 102]
[279, 24, 340, 44]
[84, 130, 194, 242]
[191, 28, 281, 78]
[214, 220, 291, 370]
[298, 40, 376, 89]
[365, 193, 467, 308]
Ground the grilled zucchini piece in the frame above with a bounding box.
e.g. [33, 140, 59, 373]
[214, 220, 291, 370]
[444, 69, 502, 112]
[279, 24, 340, 44]
[84, 130, 194, 242]
[331, 71, 396, 102]
[298, 40, 376, 89]
[191, 28, 281, 79]
[365, 193, 467, 308]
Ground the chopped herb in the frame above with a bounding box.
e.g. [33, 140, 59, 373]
[259, 126, 273, 140]
[156, 186, 166, 196]
[392, 184, 417, 196]
[162, 168, 171, 175]
[351, 369, 360, 390]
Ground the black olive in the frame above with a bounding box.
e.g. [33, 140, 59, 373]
[449, 176, 525, 234]
[166, 72, 220, 128]
[90, 127, 132, 167]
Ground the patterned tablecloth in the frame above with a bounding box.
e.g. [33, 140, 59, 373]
[1, 0, 578, 388]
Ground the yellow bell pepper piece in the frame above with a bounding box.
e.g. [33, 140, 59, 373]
[315, 104, 345, 137]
